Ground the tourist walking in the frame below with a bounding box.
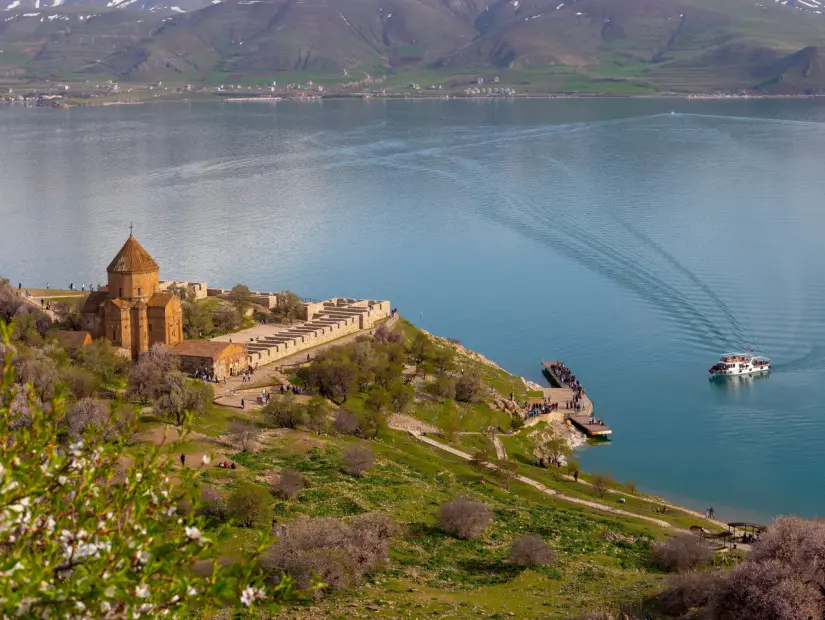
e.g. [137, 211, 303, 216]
[180, 453, 185, 467]
[241, 398, 245, 410]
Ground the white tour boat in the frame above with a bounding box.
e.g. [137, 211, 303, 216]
[709, 353, 771, 378]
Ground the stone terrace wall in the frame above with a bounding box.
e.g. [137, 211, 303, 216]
[244, 299, 390, 366]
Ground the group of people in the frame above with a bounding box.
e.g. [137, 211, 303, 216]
[279, 384, 303, 396]
[195, 369, 226, 384]
[233, 366, 257, 383]
[525, 401, 559, 419]
[587, 417, 606, 426]
[217, 460, 236, 469]
[705, 507, 716, 519]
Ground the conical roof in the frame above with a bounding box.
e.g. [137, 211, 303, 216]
[106, 234, 159, 274]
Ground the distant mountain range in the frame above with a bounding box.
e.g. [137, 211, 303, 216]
[3, 0, 825, 92]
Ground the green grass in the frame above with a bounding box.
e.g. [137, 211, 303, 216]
[184, 422, 669, 618]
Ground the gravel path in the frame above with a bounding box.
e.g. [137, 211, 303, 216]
[398, 429, 676, 529]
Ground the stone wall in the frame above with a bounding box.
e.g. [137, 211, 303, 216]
[160, 281, 208, 300]
[242, 299, 391, 367]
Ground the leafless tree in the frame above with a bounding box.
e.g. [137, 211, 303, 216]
[130, 344, 179, 402]
[341, 443, 375, 477]
[438, 496, 492, 540]
[66, 397, 115, 440]
[261, 512, 397, 593]
[229, 418, 258, 452]
[273, 469, 304, 499]
[509, 534, 556, 567]
[332, 409, 360, 436]
[590, 472, 615, 498]
[711, 558, 823, 620]
[651, 533, 712, 572]
[658, 571, 725, 617]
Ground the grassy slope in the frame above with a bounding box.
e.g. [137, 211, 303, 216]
[132, 320, 728, 618]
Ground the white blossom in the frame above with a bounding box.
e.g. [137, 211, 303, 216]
[201, 455, 211, 465]
[135, 583, 150, 599]
[240, 587, 255, 607]
[184, 526, 202, 542]
[186, 586, 197, 597]
[15, 597, 33, 617]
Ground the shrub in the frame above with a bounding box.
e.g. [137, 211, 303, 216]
[197, 485, 229, 524]
[305, 396, 331, 434]
[748, 515, 825, 569]
[431, 376, 456, 401]
[0, 330, 295, 615]
[66, 397, 116, 440]
[261, 512, 397, 592]
[263, 393, 306, 429]
[373, 323, 390, 342]
[652, 533, 712, 572]
[274, 469, 304, 499]
[332, 409, 360, 435]
[711, 558, 822, 620]
[533, 430, 571, 468]
[229, 418, 258, 452]
[659, 571, 725, 616]
[227, 482, 270, 527]
[438, 496, 491, 540]
[388, 381, 414, 413]
[455, 374, 484, 402]
[510, 415, 524, 431]
[625, 480, 637, 495]
[341, 443, 375, 477]
[358, 409, 386, 439]
[509, 534, 556, 567]
[213, 305, 241, 332]
[439, 409, 461, 442]
[229, 283, 253, 314]
[365, 387, 391, 414]
[130, 344, 180, 402]
[153, 372, 212, 426]
[590, 472, 615, 498]
[13, 351, 59, 400]
[62, 366, 100, 399]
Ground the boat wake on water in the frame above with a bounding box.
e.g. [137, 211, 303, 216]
[376, 113, 767, 354]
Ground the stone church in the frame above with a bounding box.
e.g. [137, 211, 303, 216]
[80, 234, 183, 359]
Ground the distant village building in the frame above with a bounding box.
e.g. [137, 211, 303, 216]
[80, 234, 183, 359]
[172, 341, 247, 378]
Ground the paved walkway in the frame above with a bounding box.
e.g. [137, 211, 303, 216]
[491, 434, 507, 460]
[213, 315, 399, 408]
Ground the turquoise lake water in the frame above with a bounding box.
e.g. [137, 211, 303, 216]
[2, 98, 825, 521]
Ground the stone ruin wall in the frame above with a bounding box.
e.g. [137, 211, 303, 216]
[244, 299, 391, 367]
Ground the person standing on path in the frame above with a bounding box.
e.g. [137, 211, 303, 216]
[574, 470, 579, 482]
[241, 398, 245, 410]
[180, 453, 185, 467]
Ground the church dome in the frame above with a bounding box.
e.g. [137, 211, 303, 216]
[107, 234, 159, 274]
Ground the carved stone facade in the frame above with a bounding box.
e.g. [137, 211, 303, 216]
[80, 234, 183, 359]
